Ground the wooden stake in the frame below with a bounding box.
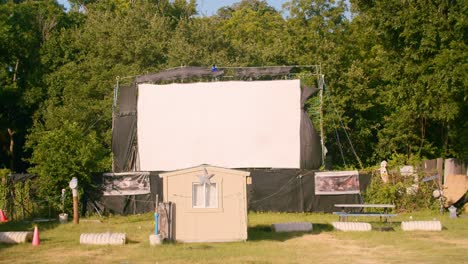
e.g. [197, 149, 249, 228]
[72, 189, 79, 224]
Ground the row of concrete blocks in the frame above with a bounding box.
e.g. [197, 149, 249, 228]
[0, 232, 127, 245]
[332, 221, 442, 231]
[0, 231, 164, 246]
[271, 221, 442, 232]
[0, 221, 443, 244]
[0, 232, 163, 246]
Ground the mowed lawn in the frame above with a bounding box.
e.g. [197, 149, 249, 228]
[0, 211, 467, 264]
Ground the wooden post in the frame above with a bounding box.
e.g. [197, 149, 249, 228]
[72, 190, 79, 224]
[69, 177, 79, 224]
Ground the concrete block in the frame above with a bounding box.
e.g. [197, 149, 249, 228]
[149, 234, 162, 246]
[272, 222, 313, 232]
[401, 221, 442, 231]
[332, 222, 371, 231]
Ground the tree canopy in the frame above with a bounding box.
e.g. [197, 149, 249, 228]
[0, 0, 466, 201]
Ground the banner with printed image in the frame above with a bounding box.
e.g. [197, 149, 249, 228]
[103, 172, 151, 196]
[315, 171, 360, 195]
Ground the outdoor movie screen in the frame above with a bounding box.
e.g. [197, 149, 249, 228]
[137, 80, 301, 171]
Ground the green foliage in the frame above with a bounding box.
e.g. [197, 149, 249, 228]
[27, 121, 109, 205]
[0, 168, 11, 210]
[1, 0, 466, 203]
[0, 1, 68, 171]
[351, 0, 467, 161]
[364, 173, 440, 212]
[219, 0, 288, 65]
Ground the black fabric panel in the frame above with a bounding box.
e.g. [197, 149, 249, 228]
[97, 170, 372, 215]
[112, 115, 137, 172]
[359, 173, 372, 192]
[235, 67, 293, 79]
[308, 172, 371, 213]
[136, 67, 224, 83]
[98, 173, 163, 215]
[300, 85, 319, 100]
[300, 86, 322, 169]
[8, 173, 36, 183]
[112, 83, 138, 172]
[117, 83, 137, 113]
[247, 169, 302, 212]
[247, 169, 371, 213]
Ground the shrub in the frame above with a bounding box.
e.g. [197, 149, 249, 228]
[364, 171, 439, 212]
[27, 121, 110, 212]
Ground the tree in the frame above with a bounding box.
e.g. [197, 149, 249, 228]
[0, 1, 67, 172]
[351, 0, 467, 161]
[218, 0, 288, 66]
[29, 1, 172, 150]
[27, 121, 108, 204]
[166, 17, 232, 67]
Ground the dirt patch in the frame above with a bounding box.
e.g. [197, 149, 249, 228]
[414, 234, 468, 249]
[289, 233, 412, 264]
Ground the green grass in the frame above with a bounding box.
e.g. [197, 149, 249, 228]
[0, 211, 467, 264]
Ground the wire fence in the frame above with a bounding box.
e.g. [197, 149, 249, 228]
[0, 179, 63, 221]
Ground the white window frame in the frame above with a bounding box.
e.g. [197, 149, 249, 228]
[192, 182, 218, 208]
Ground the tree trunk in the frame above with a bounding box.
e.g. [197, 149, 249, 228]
[7, 128, 15, 171]
[419, 116, 426, 154]
[12, 59, 19, 82]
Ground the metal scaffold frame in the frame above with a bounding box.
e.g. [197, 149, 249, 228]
[113, 65, 327, 167]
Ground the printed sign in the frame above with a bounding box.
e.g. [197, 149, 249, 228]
[315, 171, 360, 195]
[103, 172, 151, 196]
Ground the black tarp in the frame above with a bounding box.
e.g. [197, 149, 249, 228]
[246, 169, 371, 213]
[135, 66, 224, 83]
[97, 172, 163, 215]
[97, 169, 371, 214]
[112, 83, 139, 172]
[135, 66, 297, 83]
[7, 173, 36, 183]
[235, 66, 293, 79]
[300, 86, 321, 169]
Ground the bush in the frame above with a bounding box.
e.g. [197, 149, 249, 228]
[364, 171, 439, 212]
[27, 121, 110, 212]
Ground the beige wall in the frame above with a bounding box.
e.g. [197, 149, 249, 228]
[161, 166, 249, 242]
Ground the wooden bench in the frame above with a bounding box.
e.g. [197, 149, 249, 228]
[333, 212, 398, 222]
[333, 204, 397, 223]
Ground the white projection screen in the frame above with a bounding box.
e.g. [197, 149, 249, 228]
[137, 80, 301, 171]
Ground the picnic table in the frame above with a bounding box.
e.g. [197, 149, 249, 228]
[333, 204, 397, 222]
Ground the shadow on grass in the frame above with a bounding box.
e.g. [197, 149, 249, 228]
[370, 221, 401, 231]
[183, 244, 213, 250]
[248, 223, 334, 242]
[0, 220, 59, 233]
[0, 243, 17, 251]
[126, 237, 141, 244]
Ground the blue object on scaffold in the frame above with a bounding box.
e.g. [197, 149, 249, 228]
[154, 213, 159, 235]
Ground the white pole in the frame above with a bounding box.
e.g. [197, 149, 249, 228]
[319, 73, 326, 166]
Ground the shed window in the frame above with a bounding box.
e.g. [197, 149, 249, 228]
[192, 183, 218, 208]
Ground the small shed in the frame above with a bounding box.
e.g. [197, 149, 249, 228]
[159, 165, 250, 242]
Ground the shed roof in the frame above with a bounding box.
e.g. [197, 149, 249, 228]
[159, 165, 250, 178]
